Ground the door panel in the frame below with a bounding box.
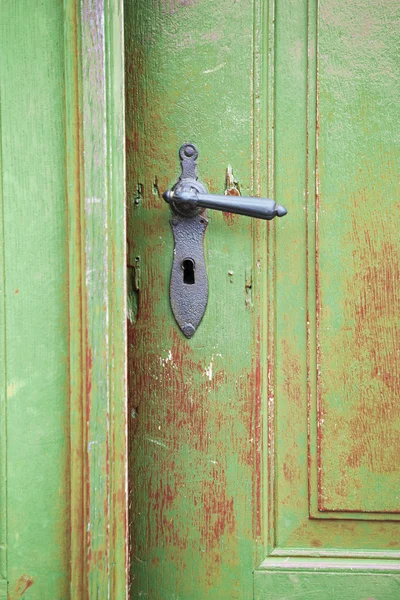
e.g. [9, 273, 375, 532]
[125, 1, 265, 598]
[127, 0, 400, 597]
[273, 0, 400, 562]
[0, 2, 70, 597]
[314, 0, 400, 516]
[1, 3, 128, 598]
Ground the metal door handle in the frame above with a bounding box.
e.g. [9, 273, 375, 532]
[163, 143, 287, 220]
[164, 186, 287, 220]
[163, 143, 288, 338]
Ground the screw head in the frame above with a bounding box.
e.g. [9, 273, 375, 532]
[184, 145, 195, 157]
[182, 323, 195, 338]
[179, 143, 198, 162]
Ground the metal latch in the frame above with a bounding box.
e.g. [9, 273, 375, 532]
[163, 143, 287, 338]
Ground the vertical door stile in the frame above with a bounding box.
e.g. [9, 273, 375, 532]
[64, 0, 128, 598]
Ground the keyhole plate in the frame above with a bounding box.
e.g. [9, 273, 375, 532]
[170, 214, 208, 338]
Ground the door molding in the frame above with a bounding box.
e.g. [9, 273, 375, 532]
[64, 0, 128, 597]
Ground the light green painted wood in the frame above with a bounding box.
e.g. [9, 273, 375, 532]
[273, 0, 400, 553]
[255, 558, 400, 600]
[0, 2, 70, 597]
[313, 0, 400, 514]
[71, 0, 128, 596]
[0, 1, 128, 598]
[65, 0, 128, 597]
[127, 0, 400, 598]
[0, 72, 6, 588]
[126, 0, 268, 598]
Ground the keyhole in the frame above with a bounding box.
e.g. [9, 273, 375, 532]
[182, 258, 195, 285]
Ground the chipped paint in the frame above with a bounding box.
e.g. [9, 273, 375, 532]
[314, 0, 400, 514]
[6, 380, 24, 399]
[126, 0, 400, 596]
[147, 437, 169, 449]
[223, 164, 241, 225]
[203, 62, 226, 74]
[10, 575, 34, 600]
[205, 361, 213, 381]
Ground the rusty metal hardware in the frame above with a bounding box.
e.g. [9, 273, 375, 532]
[163, 143, 287, 338]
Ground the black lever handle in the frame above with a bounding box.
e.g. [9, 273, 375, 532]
[162, 143, 287, 221]
[163, 188, 287, 220]
[163, 143, 288, 339]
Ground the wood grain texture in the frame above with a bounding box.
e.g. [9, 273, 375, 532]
[126, 0, 270, 597]
[127, 0, 400, 596]
[0, 1, 127, 598]
[65, 0, 128, 597]
[0, 2, 70, 597]
[0, 66, 6, 589]
[315, 0, 400, 514]
[255, 557, 400, 600]
[273, 0, 400, 556]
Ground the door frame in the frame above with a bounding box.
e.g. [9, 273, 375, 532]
[65, 0, 128, 597]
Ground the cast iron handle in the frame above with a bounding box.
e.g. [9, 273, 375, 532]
[163, 188, 287, 220]
[163, 144, 288, 339]
[162, 142, 287, 220]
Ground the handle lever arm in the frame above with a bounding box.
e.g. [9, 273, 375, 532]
[163, 189, 287, 221]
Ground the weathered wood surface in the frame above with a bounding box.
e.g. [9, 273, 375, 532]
[126, 0, 271, 597]
[314, 0, 400, 514]
[0, 2, 70, 596]
[67, 0, 128, 597]
[127, 0, 400, 597]
[273, 0, 400, 560]
[255, 557, 400, 599]
[0, 1, 128, 598]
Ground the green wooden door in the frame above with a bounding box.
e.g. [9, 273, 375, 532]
[0, 3, 71, 597]
[126, 0, 400, 598]
[0, 2, 128, 598]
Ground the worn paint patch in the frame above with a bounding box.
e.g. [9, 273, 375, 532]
[10, 575, 34, 599]
[203, 62, 226, 75]
[223, 165, 241, 225]
[7, 380, 25, 399]
[315, 0, 400, 514]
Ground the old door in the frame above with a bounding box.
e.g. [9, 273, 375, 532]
[126, 0, 400, 598]
[1, 2, 127, 598]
